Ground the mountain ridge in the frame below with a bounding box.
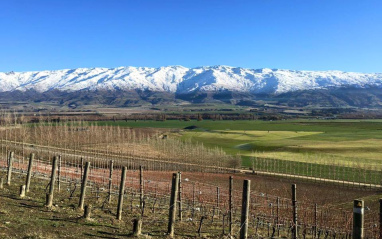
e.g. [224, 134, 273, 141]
[1, 65, 381, 94]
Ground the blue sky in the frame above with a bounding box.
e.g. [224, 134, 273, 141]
[0, 0, 381, 72]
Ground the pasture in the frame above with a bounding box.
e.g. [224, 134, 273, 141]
[98, 119, 382, 167]
[96, 119, 382, 184]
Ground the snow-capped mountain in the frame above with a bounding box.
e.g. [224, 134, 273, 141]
[0, 66, 381, 94]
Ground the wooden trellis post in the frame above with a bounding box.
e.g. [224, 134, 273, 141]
[46, 156, 58, 207]
[229, 176, 233, 236]
[216, 186, 220, 215]
[80, 157, 84, 178]
[25, 153, 34, 192]
[167, 173, 179, 238]
[78, 162, 90, 210]
[133, 218, 142, 236]
[379, 199, 382, 239]
[57, 155, 62, 192]
[84, 205, 92, 220]
[178, 172, 182, 221]
[314, 203, 318, 239]
[276, 197, 280, 237]
[19, 185, 26, 198]
[6, 151, 14, 185]
[139, 165, 144, 215]
[292, 184, 298, 239]
[117, 166, 127, 220]
[353, 199, 364, 239]
[108, 160, 113, 203]
[240, 179, 250, 239]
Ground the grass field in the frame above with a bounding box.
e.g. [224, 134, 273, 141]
[95, 119, 382, 183]
[97, 120, 382, 164]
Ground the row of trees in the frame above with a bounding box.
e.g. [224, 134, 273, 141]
[0, 116, 241, 169]
[0, 110, 279, 125]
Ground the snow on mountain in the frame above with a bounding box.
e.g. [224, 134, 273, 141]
[0, 66, 381, 94]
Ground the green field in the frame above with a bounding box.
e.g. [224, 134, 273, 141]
[97, 119, 382, 183]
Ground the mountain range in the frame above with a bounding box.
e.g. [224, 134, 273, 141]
[1, 66, 382, 108]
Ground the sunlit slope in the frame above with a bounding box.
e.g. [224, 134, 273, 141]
[96, 120, 382, 168]
[178, 122, 382, 167]
[1, 66, 381, 94]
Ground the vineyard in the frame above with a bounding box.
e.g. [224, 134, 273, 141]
[0, 119, 381, 238]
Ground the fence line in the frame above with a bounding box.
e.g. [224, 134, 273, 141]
[3, 140, 382, 191]
[0, 149, 380, 237]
